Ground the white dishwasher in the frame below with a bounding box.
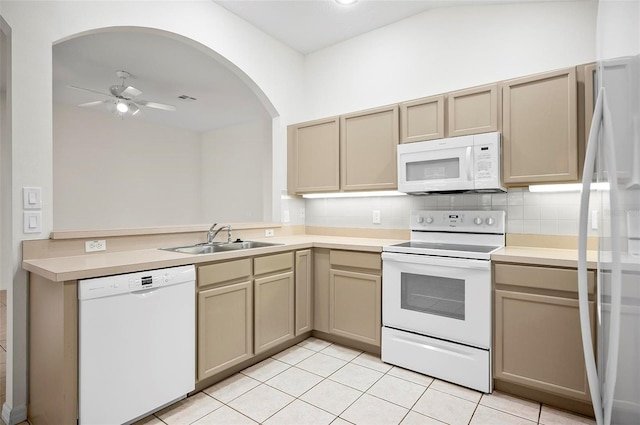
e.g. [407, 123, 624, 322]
[79, 265, 195, 425]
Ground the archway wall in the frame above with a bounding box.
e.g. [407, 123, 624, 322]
[0, 0, 304, 419]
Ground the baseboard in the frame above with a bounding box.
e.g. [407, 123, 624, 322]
[2, 403, 27, 425]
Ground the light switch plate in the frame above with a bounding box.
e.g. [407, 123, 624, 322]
[283, 210, 290, 223]
[23, 187, 42, 210]
[23, 211, 42, 233]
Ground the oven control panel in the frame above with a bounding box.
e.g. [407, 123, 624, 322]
[411, 210, 505, 233]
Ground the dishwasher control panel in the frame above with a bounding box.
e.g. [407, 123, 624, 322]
[78, 265, 195, 301]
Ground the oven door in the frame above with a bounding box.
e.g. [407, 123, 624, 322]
[397, 136, 475, 194]
[382, 251, 491, 349]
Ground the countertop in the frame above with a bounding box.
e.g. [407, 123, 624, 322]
[22, 235, 405, 282]
[492, 246, 598, 269]
[23, 233, 599, 282]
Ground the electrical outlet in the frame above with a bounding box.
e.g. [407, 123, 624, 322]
[372, 210, 381, 224]
[85, 240, 107, 252]
[265, 229, 274, 237]
[300, 208, 305, 219]
[283, 210, 290, 223]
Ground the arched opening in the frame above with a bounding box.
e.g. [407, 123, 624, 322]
[53, 27, 279, 230]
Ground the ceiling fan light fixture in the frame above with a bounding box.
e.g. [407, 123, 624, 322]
[116, 101, 129, 113]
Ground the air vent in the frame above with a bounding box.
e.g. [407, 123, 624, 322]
[178, 95, 197, 102]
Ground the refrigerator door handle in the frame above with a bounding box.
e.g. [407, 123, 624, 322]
[579, 87, 624, 425]
[578, 86, 604, 425]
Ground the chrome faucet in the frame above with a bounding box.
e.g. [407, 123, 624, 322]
[207, 223, 232, 244]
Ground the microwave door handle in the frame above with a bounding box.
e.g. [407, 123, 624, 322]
[465, 146, 473, 180]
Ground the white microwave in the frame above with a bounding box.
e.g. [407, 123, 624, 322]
[397, 132, 505, 194]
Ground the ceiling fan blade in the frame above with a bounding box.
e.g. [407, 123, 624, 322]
[121, 85, 142, 98]
[137, 100, 176, 112]
[78, 100, 108, 107]
[68, 85, 113, 98]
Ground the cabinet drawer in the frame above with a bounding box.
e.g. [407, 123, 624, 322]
[330, 250, 381, 271]
[494, 263, 595, 294]
[254, 252, 294, 276]
[198, 259, 252, 287]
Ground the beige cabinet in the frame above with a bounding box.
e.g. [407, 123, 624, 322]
[340, 105, 399, 191]
[502, 67, 578, 185]
[295, 250, 313, 335]
[328, 250, 382, 346]
[254, 253, 295, 354]
[287, 116, 340, 194]
[399, 95, 445, 143]
[577, 62, 596, 178]
[313, 248, 331, 333]
[494, 263, 596, 404]
[198, 281, 253, 380]
[197, 259, 253, 381]
[447, 84, 499, 137]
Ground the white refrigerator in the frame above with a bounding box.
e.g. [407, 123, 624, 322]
[578, 1, 640, 425]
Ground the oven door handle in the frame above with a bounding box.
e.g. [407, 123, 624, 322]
[382, 252, 490, 270]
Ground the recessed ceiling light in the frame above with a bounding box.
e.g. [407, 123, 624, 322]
[335, 0, 358, 5]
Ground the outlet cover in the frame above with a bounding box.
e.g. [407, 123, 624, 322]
[372, 210, 381, 224]
[265, 229, 274, 237]
[85, 240, 107, 252]
[283, 210, 290, 223]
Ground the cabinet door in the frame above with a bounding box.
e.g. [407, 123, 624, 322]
[198, 281, 253, 381]
[295, 250, 313, 335]
[340, 105, 399, 191]
[329, 269, 381, 346]
[254, 271, 295, 354]
[288, 117, 340, 194]
[502, 67, 578, 185]
[400, 95, 445, 143]
[447, 84, 499, 137]
[494, 289, 595, 401]
[314, 248, 331, 333]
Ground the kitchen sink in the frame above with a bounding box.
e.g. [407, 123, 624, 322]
[161, 241, 282, 255]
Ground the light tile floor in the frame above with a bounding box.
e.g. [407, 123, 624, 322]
[133, 337, 596, 425]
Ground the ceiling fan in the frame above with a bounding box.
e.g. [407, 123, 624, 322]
[69, 70, 176, 116]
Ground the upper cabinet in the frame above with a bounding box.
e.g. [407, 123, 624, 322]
[577, 62, 596, 179]
[399, 95, 445, 143]
[287, 117, 340, 194]
[340, 105, 399, 191]
[447, 84, 500, 137]
[501, 67, 578, 185]
[288, 64, 594, 194]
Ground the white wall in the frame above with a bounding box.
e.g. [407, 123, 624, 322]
[53, 104, 203, 230]
[0, 1, 305, 421]
[201, 119, 271, 223]
[302, 1, 597, 119]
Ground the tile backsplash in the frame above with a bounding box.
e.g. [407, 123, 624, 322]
[303, 188, 599, 236]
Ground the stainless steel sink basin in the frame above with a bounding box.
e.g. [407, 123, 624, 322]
[161, 241, 282, 255]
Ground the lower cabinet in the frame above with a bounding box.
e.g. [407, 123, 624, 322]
[493, 263, 596, 404]
[254, 252, 295, 354]
[315, 249, 382, 347]
[329, 269, 381, 346]
[198, 281, 253, 381]
[295, 250, 313, 335]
